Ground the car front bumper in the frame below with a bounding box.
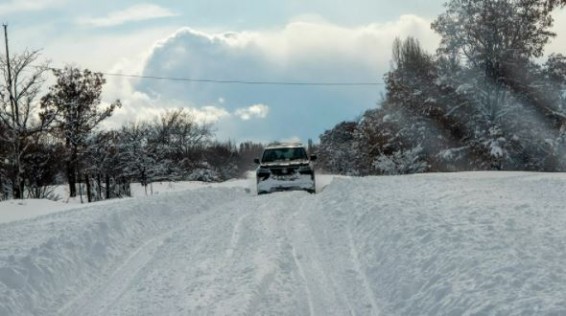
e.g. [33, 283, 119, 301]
[257, 174, 315, 194]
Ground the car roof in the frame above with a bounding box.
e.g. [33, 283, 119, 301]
[264, 143, 305, 149]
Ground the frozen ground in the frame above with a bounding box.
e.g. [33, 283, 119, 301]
[1, 172, 566, 315]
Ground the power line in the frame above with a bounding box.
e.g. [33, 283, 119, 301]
[35, 65, 385, 87]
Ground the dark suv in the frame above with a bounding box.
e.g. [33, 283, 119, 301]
[254, 144, 317, 194]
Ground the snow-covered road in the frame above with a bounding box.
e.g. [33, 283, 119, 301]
[54, 176, 378, 316]
[2, 172, 566, 315]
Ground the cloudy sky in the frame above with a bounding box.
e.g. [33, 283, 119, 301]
[2, 0, 566, 143]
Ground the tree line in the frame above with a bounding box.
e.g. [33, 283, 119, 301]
[318, 0, 566, 175]
[4, 0, 566, 200]
[0, 51, 264, 201]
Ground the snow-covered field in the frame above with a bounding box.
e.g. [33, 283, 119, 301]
[1, 172, 566, 315]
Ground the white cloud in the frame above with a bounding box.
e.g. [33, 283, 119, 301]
[138, 14, 439, 91]
[235, 104, 270, 120]
[42, 26, 177, 77]
[0, 0, 65, 14]
[104, 96, 230, 129]
[77, 4, 178, 27]
[254, 14, 440, 69]
[280, 136, 303, 144]
[188, 106, 230, 124]
[100, 15, 440, 141]
[547, 9, 566, 56]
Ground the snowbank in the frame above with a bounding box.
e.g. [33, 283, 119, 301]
[0, 187, 246, 316]
[319, 173, 566, 314]
[0, 178, 254, 224]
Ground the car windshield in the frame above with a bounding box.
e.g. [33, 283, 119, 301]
[262, 147, 308, 163]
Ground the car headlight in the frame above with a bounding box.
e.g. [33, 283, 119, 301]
[257, 168, 271, 180]
[298, 165, 313, 174]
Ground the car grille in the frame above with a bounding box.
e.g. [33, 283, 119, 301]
[269, 166, 298, 176]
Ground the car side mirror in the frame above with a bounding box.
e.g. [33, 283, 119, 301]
[254, 158, 260, 164]
[310, 154, 317, 161]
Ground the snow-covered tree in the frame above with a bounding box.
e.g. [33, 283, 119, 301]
[546, 0, 566, 9]
[374, 145, 428, 175]
[147, 108, 213, 180]
[200, 141, 240, 181]
[40, 66, 120, 197]
[321, 1, 566, 174]
[432, 0, 565, 170]
[21, 135, 64, 199]
[117, 122, 161, 192]
[79, 131, 118, 201]
[318, 120, 359, 175]
[376, 37, 456, 172]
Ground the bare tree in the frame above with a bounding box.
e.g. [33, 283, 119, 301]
[147, 108, 213, 179]
[0, 49, 51, 199]
[152, 108, 212, 157]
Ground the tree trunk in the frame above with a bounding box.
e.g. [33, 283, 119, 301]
[11, 147, 23, 199]
[124, 178, 131, 197]
[67, 161, 76, 197]
[0, 174, 4, 201]
[96, 173, 102, 201]
[119, 177, 125, 197]
[77, 169, 83, 204]
[105, 174, 111, 199]
[68, 145, 79, 197]
[14, 135, 24, 200]
[12, 182, 21, 199]
[85, 173, 92, 203]
[15, 175, 24, 200]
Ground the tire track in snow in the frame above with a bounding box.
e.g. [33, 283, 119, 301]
[346, 223, 381, 316]
[285, 195, 361, 316]
[239, 196, 303, 315]
[225, 212, 250, 259]
[58, 212, 206, 316]
[58, 191, 249, 316]
[328, 274, 356, 316]
[103, 194, 300, 315]
[286, 210, 316, 316]
[58, 226, 172, 316]
[290, 240, 316, 315]
[285, 194, 361, 315]
[285, 185, 384, 315]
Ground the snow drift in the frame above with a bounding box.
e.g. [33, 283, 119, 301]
[0, 188, 245, 315]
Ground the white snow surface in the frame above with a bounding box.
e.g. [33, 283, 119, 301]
[1, 172, 566, 315]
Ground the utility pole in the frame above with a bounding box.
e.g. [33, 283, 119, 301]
[3, 24, 16, 124]
[2, 24, 22, 199]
